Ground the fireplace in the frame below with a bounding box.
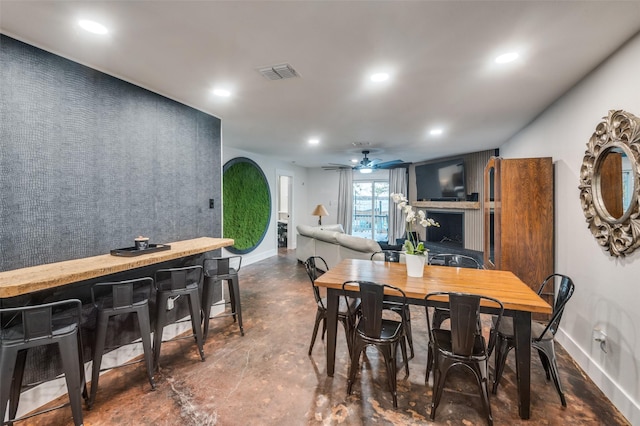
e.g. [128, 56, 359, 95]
[425, 211, 464, 248]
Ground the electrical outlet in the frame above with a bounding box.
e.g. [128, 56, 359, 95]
[593, 327, 607, 353]
[592, 328, 606, 342]
[167, 297, 174, 311]
[209, 199, 215, 209]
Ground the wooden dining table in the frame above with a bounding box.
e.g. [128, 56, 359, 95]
[314, 258, 552, 420]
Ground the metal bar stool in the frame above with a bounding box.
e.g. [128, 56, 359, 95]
[88, 277, 156, 409]
[1, 299, 88, 426]
[153, 265, 205, 371]
[202, 256, 244, 340]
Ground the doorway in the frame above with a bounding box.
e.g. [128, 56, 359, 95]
[277, 171, 293, 250]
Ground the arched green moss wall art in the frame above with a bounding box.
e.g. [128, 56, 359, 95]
[223, 157, 271, 254]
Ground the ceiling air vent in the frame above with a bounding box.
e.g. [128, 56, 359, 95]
[258, 63, 300, 80]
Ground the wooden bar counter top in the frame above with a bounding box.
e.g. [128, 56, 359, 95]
[0, 237, 234, 298]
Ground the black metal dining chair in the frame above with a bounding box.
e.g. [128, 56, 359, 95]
[304, 256, 359, 356]
[489, 273, 575, 406]
[153, 265, 206, 371]
[1, 299, 88, 426]
[371, 251, 414, 359]
[425, 292, 503, 426]
[88, 277, 156, 409]
[343, 280, 409, 408]
[202, 255, 244, 339]
[428, 254, 483, 330]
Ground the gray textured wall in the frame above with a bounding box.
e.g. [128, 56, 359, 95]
[0, 35, 222, 271]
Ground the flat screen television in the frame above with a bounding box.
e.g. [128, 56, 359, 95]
[415, 158, 466, 201]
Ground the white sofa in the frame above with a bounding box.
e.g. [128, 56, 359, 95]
[296, 224, 382, 270]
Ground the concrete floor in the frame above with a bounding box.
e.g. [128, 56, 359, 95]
[25, 249, 628, 425]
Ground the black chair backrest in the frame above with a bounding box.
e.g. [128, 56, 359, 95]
[91, 277, 153, 309]
[1, 299, 82, 343]
[429, 253, 481, 269]
[449, 293, 481, 356]
[536, 274, 575, 340]
[154, 265, 203, 291]
[203, 255, 242, 276]
[343, 280, 406, 339]
[371, 250, 401, 262]
[426, 292, 504, 357]
[304, 256, 328, 306]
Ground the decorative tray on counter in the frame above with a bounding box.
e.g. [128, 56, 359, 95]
[110, 244, 171, 257]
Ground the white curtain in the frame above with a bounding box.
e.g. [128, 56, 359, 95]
[388, 168, 408, 244]
[337, 169, 353, 234]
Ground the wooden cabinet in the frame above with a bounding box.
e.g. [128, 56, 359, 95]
[483, 157, 554, 298]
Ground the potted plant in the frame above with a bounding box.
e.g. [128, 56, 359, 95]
[390, 193, 439, 277]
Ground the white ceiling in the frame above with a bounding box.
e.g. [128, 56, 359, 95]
[2, 1, 640, 168]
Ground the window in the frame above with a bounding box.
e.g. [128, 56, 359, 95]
[352, 181, 389, 241]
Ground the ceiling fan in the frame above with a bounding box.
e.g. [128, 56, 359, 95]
[323, 150, 410, 173]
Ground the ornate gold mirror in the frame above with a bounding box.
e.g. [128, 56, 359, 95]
[579, 110, 640, 256]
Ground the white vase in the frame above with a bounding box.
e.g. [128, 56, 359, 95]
[405, 254, 426, 277]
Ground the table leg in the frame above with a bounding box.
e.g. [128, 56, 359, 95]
[325, 287, 339, 377]
[513, 310, 532, 419]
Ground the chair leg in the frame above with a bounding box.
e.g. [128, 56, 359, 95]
[153, 293, 169, 371]
[58, 335, 85, 426]
[339, 317, 353, 357]
[8, 349, 27, 424]
[430, 354, 447, 420]
[187, 289, 206, 362]
[201, 278, 216, 342]
[474, 362, 493, 426]
[309, 308, 323, 355]
[399, 334, 409, 379]
[136, 306, 156, 390]
[403, 306, 414, 359]
[536, 341, 567, 407]
[229, 276, 244, 335]
[537, 348, 552, 380]
[492, 335, 513, 394]
[3, 348, 21, 426]
[487, 327, 496, 357]
[227, 279, 236, 322]
[425, 343, 433, 385]
[88, 310, 109, 409]
[321, 317, 327, 341]
[347, 339, 364, 396]
[381, 344, 398, 408]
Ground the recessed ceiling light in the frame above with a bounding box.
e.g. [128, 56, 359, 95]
[309, 138, 320, 145]
[495, 52, 519, 64]
[213, 89, 231, 97]
[351, 159, 359, 163]
[430, 128, 444, 136]
[78, 19, 108, 35]
[370, 73, 389, 82]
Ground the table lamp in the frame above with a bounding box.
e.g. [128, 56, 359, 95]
[312, 204, 329, 226]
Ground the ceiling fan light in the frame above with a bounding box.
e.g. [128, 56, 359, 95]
[359, 167, 373, 174]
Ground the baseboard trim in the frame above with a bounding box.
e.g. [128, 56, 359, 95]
[556, 329, 639, 425]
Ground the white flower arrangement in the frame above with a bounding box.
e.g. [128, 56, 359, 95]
[390, 193, 439, 255]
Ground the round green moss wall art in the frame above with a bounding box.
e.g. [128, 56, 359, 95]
[223, 157, 271, 254]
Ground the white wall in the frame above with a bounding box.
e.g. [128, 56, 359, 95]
[222, 146, 308, 265]
[305, 168, 341, 226]
[500, 33, 640, 425]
